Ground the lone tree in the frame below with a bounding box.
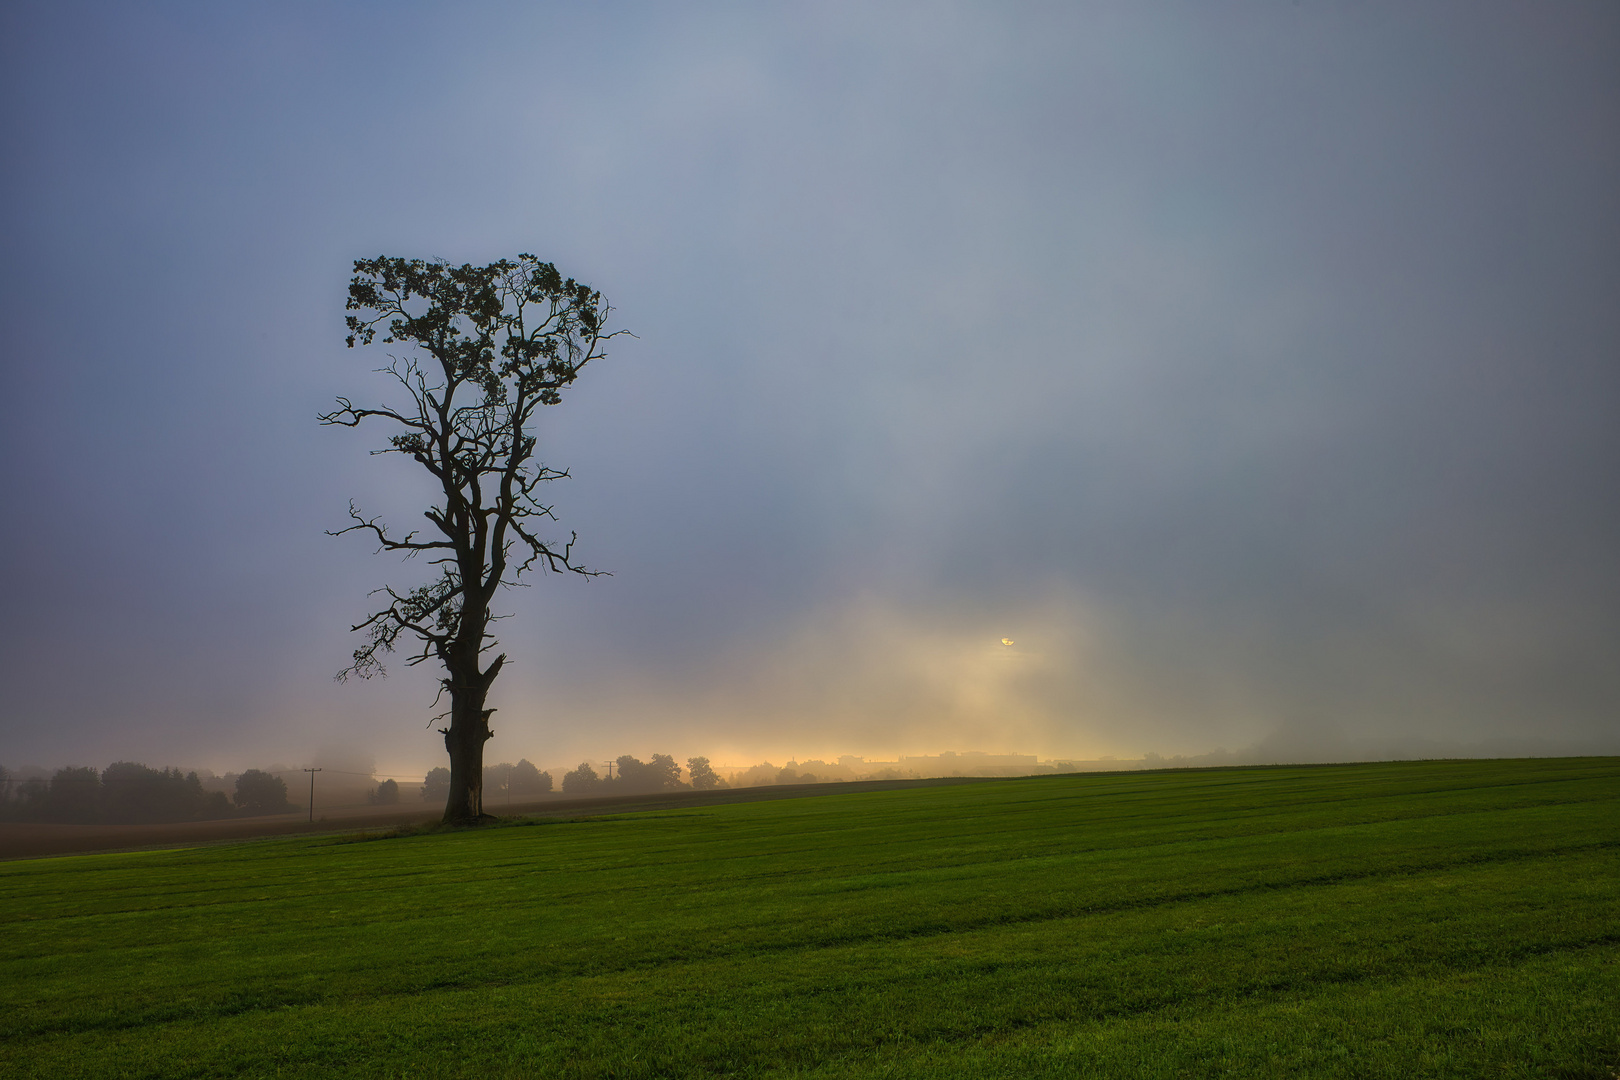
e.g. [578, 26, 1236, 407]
[323, 255, 616, 824]
[234, 769, 292, 816]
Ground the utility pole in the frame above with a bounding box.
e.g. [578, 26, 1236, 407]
[303, 767, 322, 823]
[604, 760, 615, 781]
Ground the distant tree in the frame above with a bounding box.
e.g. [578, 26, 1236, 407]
[0, 766, 19, 824]
[324, 255, 620, 825]
[648, 753, 683, 790]
[47, 766, 102, 823]
[610, 755, 640, 788]
[14, 775, 48, 821]
[370, 779, 401, 805]
[609, 754, 686, 795]
[509, 759, 552, 795]
[234, 769, 293, 816]
[422, 767, 451, 802]
[687, 756, 723, 791]
[101, 761, 164, 821]
[486, 761, 512, 798]
[562, 761, 600, 794]
[101, 763, 232, 824]
[732, 762, 787, 788]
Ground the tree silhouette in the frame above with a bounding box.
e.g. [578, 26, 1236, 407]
[687, 756, 723, 790]
[322, 255, 619, 824]
[421, 767, 450, 803]
[234, 769, 292, 815]
[562, 761, 600, 794]
[47, 767, 102, 823]
[611, 753, 685, 795]
[507, 759, 552, 795]
[102, 763, 231, 823]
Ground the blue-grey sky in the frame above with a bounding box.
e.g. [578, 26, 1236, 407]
[2, 1, 1616, 775]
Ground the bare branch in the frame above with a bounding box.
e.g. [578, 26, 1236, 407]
[326, 502, 454, 554]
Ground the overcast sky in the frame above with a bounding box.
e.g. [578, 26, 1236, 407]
[2, 1, 1616, 776]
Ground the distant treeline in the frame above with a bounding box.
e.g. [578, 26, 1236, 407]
[725, 761, 846, 787]
[558, 755, 725, 796]
[551, 756, 876, 796]
[420, 760, 553, 804]
[0, 763, 295, 824]
[413, 755, 745, 803]
[1, 752, 944, 824]
[382, 754, 844, 806]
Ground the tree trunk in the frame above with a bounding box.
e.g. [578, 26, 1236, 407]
[442, 681, 495, 825]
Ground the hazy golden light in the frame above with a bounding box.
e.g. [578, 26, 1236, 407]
[1001, 638, 1014, 646]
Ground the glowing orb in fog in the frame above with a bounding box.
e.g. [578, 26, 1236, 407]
[1001, 638, 1014, 646]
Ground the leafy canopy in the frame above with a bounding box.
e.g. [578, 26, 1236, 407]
[322, 255, 617, 683]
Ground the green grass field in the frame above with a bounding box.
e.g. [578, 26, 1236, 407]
[2, 758, 1617, 1078]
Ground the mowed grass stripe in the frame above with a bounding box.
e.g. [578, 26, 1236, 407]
[8, 849, 1617, 1066]
[7, 855, 1616, 1076]
[2, 758, 1617, 1078]
[10, 838, 1614, 1035]
[7, 792, 1612, 948]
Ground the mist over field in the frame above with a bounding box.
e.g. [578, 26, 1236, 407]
[2, 2, 1617, 776]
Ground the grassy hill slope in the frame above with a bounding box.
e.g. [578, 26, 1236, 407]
[2, 758, 1616, 1078]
